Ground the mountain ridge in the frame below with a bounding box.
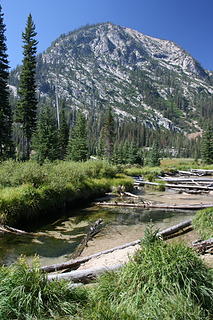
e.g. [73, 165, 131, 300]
[9, 22, 213, 133]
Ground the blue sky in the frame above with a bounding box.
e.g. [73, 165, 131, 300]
[1, 0, 213, 70]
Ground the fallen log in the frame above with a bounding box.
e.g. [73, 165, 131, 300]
[192, 238, 213, 253]
[41, 220, 193, 274]
[159, 177, 213, 183]
[158, 219, 192, 238]
[95, 201, 213, 210]
[177, 170, 201, 176]
[0, 225, 33, 236]
[48, 264, 123, 283]
[0, 225, 53, 238]
[41, 239, 141, 273]
[71, 219, 104, 259]
[148, 203, 213, 210]
[191, 169, 213, 175]
[123, 192, 140, 198]
[140, 180, 213, 191]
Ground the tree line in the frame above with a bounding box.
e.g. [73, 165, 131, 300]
[0, 5, 212, 165]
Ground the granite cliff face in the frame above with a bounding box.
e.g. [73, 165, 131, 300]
[10, 22, 213, 133]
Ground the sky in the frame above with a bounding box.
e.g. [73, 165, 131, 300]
[1, 0, 213, 70]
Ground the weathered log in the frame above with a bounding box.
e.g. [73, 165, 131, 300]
[0, 225, 52, 238]
[158, 219, 192, 238]
[123, 192, 140, 198]
[48, 264, 123, 283]
[41, 220, 193, 274]
[0, 225, 32, 236]
[159, 177, 213, 183]
[148, 203, 213, 210]
[192, 238, 213, 253]
[191, 169, 213, 175]
[140, 180, 213, 190]
[95, 201, 213, 210]
[41, 239, 141, 273]
[71, 219, 104, 259]
[177, 170, 201, 176]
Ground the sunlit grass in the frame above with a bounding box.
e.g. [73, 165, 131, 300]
[0, 160, 133, 225]
[82, 228, 213, 319]
[193, 208, 213, 239]
[0, 257, 87, 320]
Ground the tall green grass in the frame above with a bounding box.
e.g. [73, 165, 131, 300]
[82, 230, 213, 319]
[193, 208, 213, 239]
[0, 228, 212, 319]
[0, 160, 133, 226]
[0, 257, 87, 320]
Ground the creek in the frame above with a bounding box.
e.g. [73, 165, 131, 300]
[0, 203, 196, 267]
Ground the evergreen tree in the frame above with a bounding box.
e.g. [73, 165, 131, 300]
[0, 6, 14, 159]
[101, 106, 115, 160]
[67, 111, 88, 161]
[96, 128, 105, 159]
[149, 142, 161, 166]
[32, 105, 59, 164]
[58, 109, 69, 160]
[15, 14, 38, 160]
[201, 125, 213, 164]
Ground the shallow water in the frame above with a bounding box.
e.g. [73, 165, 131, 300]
[0, 204, 196, 267]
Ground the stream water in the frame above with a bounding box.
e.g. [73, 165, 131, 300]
[0, 204, 196, 267]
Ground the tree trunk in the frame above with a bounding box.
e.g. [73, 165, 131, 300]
[47, 263, 123, 283]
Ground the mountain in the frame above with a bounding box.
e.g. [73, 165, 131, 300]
[9, 22, 213, 133]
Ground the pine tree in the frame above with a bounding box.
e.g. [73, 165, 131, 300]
[67, 111, 88, 161]
[201, 125, 213, 164]
[32, 105, 59, 164]
[149, 142, 161, 166]
[101, 106, 115, 161]
[0, 6, 14, 159]
[58, 108, 69, 160]
[15, 14, 38, 160]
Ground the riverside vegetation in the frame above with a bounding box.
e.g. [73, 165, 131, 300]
[0, 160, 133, 226]
[0, 159, 213, 319]
[0, 227, 212, 319]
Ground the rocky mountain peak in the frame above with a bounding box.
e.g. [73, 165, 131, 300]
[10, 22, 213, 133]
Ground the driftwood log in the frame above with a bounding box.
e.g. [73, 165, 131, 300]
[0, 225, 33, 236]
[158, 219, 192, 239]
[48, 264, 123, 283]
[159, 177, 213, 184]
[42, 219, 193, 274]
[95, 201, 213, 210]
[192, 238, 213, 254]
[140, 180, 213, 191]
[41, 239, 141, 273]
[71, 219, 104, 259]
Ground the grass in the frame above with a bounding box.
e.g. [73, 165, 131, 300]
[193, 208, 213, 239]
[0, 227, 212, 319]
[82, 228, 213, 320]
[0, 160, 133, 226]
[0, 257, 87, 320]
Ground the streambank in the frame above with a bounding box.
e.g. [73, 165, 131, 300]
[0, 176, 133, 228]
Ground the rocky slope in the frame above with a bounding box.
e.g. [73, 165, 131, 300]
[10, 22, 213, 133]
